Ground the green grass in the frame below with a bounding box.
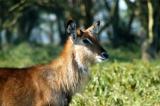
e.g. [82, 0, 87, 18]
[70, 61, 160, 106]
[0, 43, 159, 106]
[0, 43, 61, 67]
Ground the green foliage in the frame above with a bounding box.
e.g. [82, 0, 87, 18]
[106, 45, 141, 62]
[70, 61, 160, 106]
[0, 43, 61, 67]
[0, 44, 159, 106]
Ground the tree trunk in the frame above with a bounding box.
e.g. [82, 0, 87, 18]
[111, 0, 120, 47]
[83, 0, 93, 27]
[142, 0, 156, 61]
[153, 0, 160, 52]
[58, 18, 66, 45]
[55, 7, 66, 45]
[17, 6, 39, 43]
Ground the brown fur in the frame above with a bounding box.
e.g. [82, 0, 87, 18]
[0, 21, 107, 106]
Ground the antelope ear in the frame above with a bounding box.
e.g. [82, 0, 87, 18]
[66, 20, 77, 40]
[87, 21, 100, 35]
[77, 29, 84, 37]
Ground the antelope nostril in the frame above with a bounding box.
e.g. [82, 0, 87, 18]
[101, 52, 109, 59]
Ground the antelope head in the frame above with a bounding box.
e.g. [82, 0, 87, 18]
[66, 20, 109, 67]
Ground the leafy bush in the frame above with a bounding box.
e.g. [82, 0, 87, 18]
[0, 43, 61, 67]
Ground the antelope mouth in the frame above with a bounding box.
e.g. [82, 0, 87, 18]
[96, 52, 109, 62]
[96, 56, 107, 62]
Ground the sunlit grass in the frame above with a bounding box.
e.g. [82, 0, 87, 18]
[0, 43, 159, 106]
[70, 61, 160, 106]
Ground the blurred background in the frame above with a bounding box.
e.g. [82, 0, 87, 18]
[0, 0, 160, 61]
[0, 0, 160, 105]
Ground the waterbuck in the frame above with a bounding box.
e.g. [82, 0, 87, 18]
[0, 20, 108, 106]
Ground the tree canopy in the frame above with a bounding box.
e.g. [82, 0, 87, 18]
[0, 0, 160, 60]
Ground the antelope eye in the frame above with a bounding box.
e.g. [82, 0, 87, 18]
[83, 39, 92, 45]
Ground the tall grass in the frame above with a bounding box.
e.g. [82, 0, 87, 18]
[71, 61, 160, 106]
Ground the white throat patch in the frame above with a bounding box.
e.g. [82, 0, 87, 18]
[73, 45, 90, 74]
